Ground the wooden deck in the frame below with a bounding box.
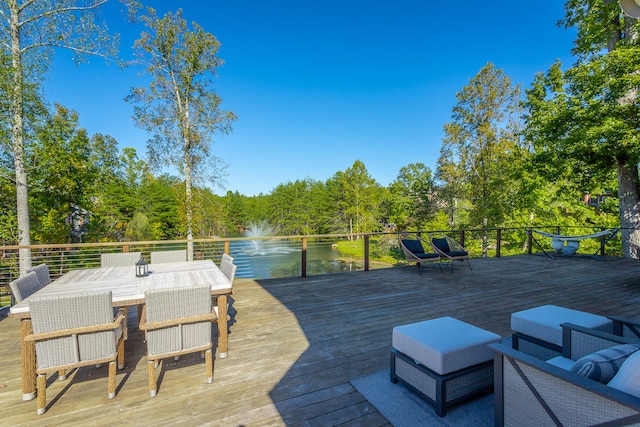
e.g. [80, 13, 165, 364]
[2, 254, 640, 426]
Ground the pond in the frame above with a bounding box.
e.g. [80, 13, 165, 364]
[227, 238, 365, 279]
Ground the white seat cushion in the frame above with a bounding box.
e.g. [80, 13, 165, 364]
[392, 316, 501, 375]
[511, 305, 612, 347]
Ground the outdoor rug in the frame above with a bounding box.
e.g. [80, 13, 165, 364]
[350, 369, 493, 426]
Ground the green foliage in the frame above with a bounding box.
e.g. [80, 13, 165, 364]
[327, 160, 384, 235]
[524, 0, 640, 257]
[387, 163, 436, 231]
[125, 212, 153, 241]
[437, 62, 524, 235]
[29, 105, 111, 242]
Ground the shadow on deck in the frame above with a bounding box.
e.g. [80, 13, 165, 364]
[2, 254, 640, 426]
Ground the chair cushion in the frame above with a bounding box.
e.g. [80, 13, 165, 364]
[447, 250, 468, 257]
[416, 252, 439, 259]
[608, 349, 640, 397]
[570, 344, 640, 383]
[432, 238, 450, 253]
[402, 239, 425, 254]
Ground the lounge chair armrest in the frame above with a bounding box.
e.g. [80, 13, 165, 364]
[490, 343, 640, 426]
[561, 322, 638, 360]
[609, 315, 640, 340]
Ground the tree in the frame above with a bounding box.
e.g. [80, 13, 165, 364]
[1, 0, 137, 273]
[328, 160, 382, 238]
[127, 8, 236, 260]
[138, 174, 181, 240]
[387, 163, 436, 232]
[124, 211, 152, 241]
[29, 105, 124, 243]
[525, 1, 640, 258]
[437, 63, 522, 255]
[268, 178, 328, 235]
[222, 191, 248, 234]
[88, 147, 146, 242]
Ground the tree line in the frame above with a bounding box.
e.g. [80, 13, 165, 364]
[0, 1, 637, 262]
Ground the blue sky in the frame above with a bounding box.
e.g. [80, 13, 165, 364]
[43, 1, 578, 196]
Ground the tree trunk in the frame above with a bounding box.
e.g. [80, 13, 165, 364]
[482, 217, 488, 258]
[185, 151, 194, 261]
[9, 1, 31, 275]
[610, 10, 640, 259]
[617, 159, 640, 258]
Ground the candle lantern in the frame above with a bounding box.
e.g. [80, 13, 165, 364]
[136, 257, 149, 277]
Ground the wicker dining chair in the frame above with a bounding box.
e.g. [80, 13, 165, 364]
[150, 249, 187, 264]
[27, 263, 52, 287]
[221, 253, 234, 265]
[9, 271, 42, 303]
[26, 291, 126, 415]
[139, 284, 217, 397]
[100, 252, 142, 267]
[220, 259, 237, 283]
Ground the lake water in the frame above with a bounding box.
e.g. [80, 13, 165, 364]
[227, 239, 364, 279]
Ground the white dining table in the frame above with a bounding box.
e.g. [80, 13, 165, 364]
[9, 259, 233, 401]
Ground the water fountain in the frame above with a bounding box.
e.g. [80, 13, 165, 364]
[243, 220, 294, 256]
[228, 220, 364, 279]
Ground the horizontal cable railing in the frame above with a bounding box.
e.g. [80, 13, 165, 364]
[0, 226, 624, 307]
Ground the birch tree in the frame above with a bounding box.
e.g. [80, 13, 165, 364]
[0, 0, 137, 274]
[127, 8, 236, 259]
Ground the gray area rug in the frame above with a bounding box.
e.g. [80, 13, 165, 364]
[351, 369, 494, 426]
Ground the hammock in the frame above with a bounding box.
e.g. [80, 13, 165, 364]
[528, 228, 620, 259]
[531, 228, 618, 241]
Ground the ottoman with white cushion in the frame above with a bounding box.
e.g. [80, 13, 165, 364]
[511, 304, 613, 359]
[390, 316, 501, 417]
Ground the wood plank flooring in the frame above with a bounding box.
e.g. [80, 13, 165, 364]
[2, 254, 640, 426]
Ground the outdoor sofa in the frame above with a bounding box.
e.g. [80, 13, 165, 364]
[492, 322, 640, 426]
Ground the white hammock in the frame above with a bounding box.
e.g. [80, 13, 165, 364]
[531, 228, 618, 241]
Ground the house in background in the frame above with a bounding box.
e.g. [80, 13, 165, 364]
[582, 190, 613, 207]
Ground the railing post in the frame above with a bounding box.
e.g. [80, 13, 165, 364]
[527, 228, 533, 255]
[364, 235, 370, 271]
[123, 245, 130, 253]
[224, 240, 230, 256]
[301, 237, 307, 277]
[496, 229, 502, 258]
[459, 230, 465, 249]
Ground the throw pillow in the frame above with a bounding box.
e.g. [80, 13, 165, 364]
[570, 344, 640, 383]
[608, 349, 640, 398]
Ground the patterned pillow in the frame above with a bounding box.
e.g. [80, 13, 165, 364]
[570, 344, 640, 383]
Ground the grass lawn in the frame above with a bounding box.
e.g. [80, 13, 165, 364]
[334, 238, 399, 266]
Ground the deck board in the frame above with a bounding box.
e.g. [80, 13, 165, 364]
[2, 254, 640, 426]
